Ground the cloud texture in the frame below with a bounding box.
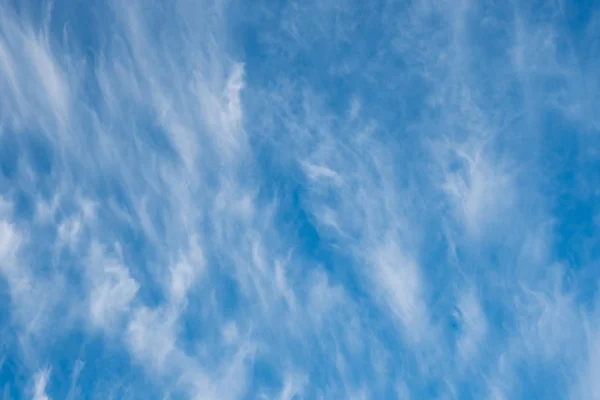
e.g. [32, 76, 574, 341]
[1, 0, 600, 398]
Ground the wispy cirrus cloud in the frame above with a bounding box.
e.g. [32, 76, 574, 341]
[32, 368, 51, 400]
[0, 0, 599, 399]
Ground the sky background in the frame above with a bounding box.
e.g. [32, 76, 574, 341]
[1, 0, 600, 399]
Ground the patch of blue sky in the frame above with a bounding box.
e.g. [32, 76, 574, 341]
[1, 0, 600, 399]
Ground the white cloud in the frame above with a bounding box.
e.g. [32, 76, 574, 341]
[437, 141, 516, 240]
[0, 219, 20, 268]
[126, 306, 177, 370]
[307, 269, 345, 325]
[168, 234, 205, 304]
[65, 360, 84, 400]
[277, 372, 308, 400]
[0, 3, 73, 133]
[300, 161, 343, 185]
[32, 368, 51, 400]
[0, 208, 55, 337]
[25, 33, 70, 128]
[513, 271, 582, 361]
[571, 324, 600, 399]
[87, 243, 139, 331]
[371, 237, 430, 343]
[395, 381, 411, 399]
[57, 216, 82, 247]
[455, 286, 487, 363]
[193, 62, 247, 159]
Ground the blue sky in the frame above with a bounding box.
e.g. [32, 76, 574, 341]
[1, 0, 600, 398]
